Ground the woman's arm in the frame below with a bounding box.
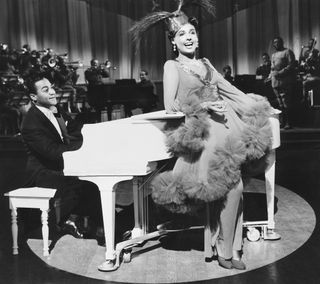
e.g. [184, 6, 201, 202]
[163, 60, 180, 113]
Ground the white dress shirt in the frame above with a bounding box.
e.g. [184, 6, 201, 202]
[36, 105, 63, 140]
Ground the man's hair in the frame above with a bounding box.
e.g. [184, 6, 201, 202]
[140, 69, 148, 75]
[273, 36, 284, 45]
[25, 73, 47, 96]
[223, 65, 231, 72]
[90, 58, 98, 66]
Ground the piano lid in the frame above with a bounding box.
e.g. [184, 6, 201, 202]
[63, 111, 184, 177]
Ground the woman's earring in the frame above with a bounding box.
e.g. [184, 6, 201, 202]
[173, 43, 177, 52]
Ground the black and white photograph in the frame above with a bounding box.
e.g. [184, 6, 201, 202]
[0, 0, 320, 283]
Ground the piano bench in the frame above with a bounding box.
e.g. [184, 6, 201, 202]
[4, 187, 56, 257]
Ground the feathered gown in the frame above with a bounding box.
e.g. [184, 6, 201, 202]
[151, 58, 273, 214]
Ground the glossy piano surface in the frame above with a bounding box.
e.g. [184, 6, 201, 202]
[63, 110, 185, 176]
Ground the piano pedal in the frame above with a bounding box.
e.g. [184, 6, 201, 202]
[122, 248, 132, 263]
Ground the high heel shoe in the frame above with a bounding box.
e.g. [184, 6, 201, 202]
[217, 256, 233, 269]
[231, 258, 246, 270]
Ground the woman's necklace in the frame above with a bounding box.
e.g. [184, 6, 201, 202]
[176, 58, 213, 87]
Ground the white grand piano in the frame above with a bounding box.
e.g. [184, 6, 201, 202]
[63, 110, 281, 271]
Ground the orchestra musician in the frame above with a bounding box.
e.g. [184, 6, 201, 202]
[222, 65, 234, 84]
[299, 38, 320, 103]
[85, 59, 110, 120]
[137, 69, 158, 112]
[55, 56, 79, 111]
[256, 53, 271, 82]
[271, 37, 296, 129]
[84, 59, 110, 86]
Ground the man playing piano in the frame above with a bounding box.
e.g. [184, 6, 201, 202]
[21, 74, 103, 241]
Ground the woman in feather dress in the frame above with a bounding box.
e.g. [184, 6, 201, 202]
[131, 2, 274, 271]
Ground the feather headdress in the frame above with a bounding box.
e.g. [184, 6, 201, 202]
[130, 0, 216, 47]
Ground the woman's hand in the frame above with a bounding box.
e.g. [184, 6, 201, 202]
[201, 101, 227, 113]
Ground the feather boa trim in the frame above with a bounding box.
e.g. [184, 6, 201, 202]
[151, 136, 246, 214]
[151, 93, 273, 214]
[166, 94, 210, 155]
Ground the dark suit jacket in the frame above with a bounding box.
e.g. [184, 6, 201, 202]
[21, 104, 83, 186]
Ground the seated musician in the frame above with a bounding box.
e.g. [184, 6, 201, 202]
[255, 53, 278, 107]
[85, 59, 110, 120]
[41, 48, 58, 83]
[137, 69, 158, 112]
[256, 53, 271, 82]
[222, 65, 234, 84]
[84, 59, 109, 86]
[299, 38, 320, 102]
[21, 74, 104, 242]
[55, 56, 79, 112]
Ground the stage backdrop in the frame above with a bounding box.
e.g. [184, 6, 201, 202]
[0, 0, 320, 81]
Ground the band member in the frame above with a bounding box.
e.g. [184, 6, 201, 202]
[84, 59, 110, 120]
[271, 37, 296, 129]
[84, 59, 110, 86]
[256, 53, 271, 82]
[299, 38, 320, 102]
[137, 69, 158, 111]
[222, 65, 234, 84]
[299, 38, 319, 71]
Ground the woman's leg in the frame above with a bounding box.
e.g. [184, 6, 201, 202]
[215, 179, 243, 259]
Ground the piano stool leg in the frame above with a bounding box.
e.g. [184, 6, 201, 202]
[10, 206, 19, 255]
[264, 150, 281, 240]
[40, 209, 50, 256]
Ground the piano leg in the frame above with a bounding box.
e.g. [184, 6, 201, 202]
[80, 176, 133, 271]
[264, 149, 281, 240]
[131, 177, 145, 238]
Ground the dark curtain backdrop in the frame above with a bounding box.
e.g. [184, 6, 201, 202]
[0, 0, 320, 81]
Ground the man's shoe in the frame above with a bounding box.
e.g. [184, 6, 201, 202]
[96, 226, 105, 246]
[61, 220, 84, 239]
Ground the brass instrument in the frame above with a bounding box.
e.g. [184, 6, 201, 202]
[47, 56, 58, 68]
[57, 53, 68, 59]
[64, 61, 83, 69]
[100, 60, 116, 70]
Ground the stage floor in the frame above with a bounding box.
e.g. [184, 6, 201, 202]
[26, 178, 315, 283]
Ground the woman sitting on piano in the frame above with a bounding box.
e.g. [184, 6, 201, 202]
[131, 0, 275, 270]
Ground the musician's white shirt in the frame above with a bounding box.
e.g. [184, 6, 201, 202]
[36, 105, 63, 140]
